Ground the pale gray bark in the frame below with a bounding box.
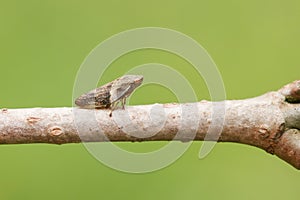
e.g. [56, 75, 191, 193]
[0, 80, 300, 169]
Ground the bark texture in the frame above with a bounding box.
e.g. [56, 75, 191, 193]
[0, 81, 300, 169]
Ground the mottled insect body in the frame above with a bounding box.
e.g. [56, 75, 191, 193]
[75, 75, 143, 110]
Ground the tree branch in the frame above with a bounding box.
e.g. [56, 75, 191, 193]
[1, 81, 300, 169]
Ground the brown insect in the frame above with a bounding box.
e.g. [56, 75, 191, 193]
[75, 75, 143, 110]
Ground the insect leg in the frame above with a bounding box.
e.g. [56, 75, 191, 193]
[109, 102, 116, 117]
[110, 101, 117, 111]
[121, 98, 126, 109]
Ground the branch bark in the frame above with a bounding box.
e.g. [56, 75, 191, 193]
[1, 80, 300, 169]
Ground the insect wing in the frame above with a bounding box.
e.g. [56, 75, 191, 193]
[93, 86, 111, 107]
[110, 85, 131, 103]
[75, 82, 112, 108]
[109, 75, 143, 103]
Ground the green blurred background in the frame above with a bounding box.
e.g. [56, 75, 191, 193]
[0, 0, 300, 199]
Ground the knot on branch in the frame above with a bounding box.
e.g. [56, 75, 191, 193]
[48, 126, 64, 136]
